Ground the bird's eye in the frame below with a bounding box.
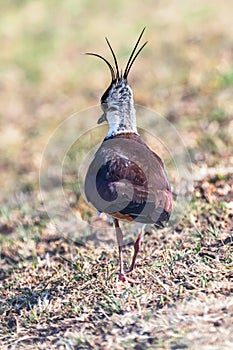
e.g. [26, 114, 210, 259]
[108, 106, 117, 112]
[101, 102, 108, 111]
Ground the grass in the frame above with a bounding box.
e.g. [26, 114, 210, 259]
[1, 175, 232, 348]
[0, 0, 233, 349]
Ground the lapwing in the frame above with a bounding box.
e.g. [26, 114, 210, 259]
[84, 28, 173, 283]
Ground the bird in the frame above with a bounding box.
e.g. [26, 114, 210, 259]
[84, 28, 173, 283]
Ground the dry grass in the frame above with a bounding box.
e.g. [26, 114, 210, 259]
[0, 0, 233, 349]
[1, 175, 232, 349]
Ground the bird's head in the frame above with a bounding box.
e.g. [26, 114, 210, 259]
[85, 28, 147, 126]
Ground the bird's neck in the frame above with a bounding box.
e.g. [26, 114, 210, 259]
[106, 100, 138, 139]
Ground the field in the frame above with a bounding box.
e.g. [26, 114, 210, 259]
[0, 1, 233, 349]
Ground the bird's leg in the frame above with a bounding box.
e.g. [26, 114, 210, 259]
[114, 219, 140, 283]
[114, 219, 125, 279]
[128, 232, 143, 272]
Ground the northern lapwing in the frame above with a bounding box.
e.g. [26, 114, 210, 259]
[84, 28, 173, 283]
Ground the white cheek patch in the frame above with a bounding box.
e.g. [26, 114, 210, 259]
[106, 112, 119, 130]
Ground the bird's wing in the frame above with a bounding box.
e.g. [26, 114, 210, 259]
[85, 135, 172, 224]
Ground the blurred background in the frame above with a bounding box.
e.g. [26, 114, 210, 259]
[0, 0, 232, 203]
[1, 3, 232, 346]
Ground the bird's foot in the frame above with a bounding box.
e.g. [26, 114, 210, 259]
[119, 273, 140, 284]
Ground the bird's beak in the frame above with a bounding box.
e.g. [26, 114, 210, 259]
[97, 113, 107, 124]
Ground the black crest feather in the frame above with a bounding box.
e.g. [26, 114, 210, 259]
[85, 27, 147, 81]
